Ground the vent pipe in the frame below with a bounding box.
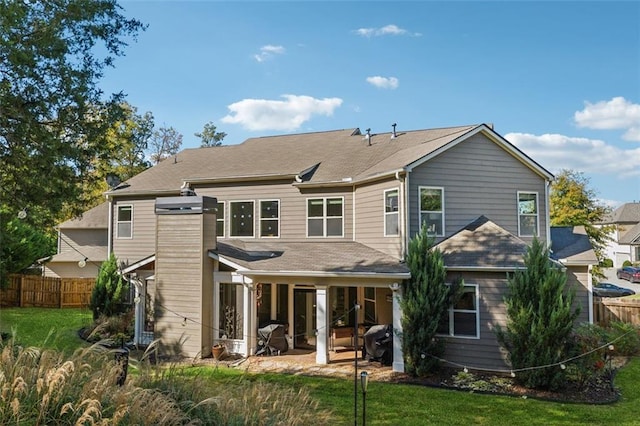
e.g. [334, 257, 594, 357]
[365, 128, 371, 146]
[391, 123, 397, 139]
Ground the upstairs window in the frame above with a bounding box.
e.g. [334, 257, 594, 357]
[419, 187, 444, 236]
[260, 200, 280, 237]
[216, 201, 225, 237]
[116, 205, 133, 239]
[384, 189, 399, 236]
[230, 201, 254, 237]
[307, 197, 343, 237]
[438, 285, 479, 338]
[518, 192, 539, 236]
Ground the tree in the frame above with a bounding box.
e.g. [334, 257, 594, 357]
[149, 126, 183, 164]
[550, 169, 613, 279]
[495, 238, 581, 390]
[89, 253, 129, 320]
[0, 0, 145, 229]
[400, 225, 462, 377]
[195, 121, 227, 147]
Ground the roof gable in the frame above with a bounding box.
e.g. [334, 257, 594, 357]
[602, 203, 640, 224]
[550, 226, 597, 265]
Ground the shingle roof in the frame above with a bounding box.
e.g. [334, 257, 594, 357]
[435, 216, 529, 269]
[47, 246, 108, 263]
[601, 203, 640, 224]
[211, 240, 410, 276]
[58, 202, 108, 229]
[550, 226, 597, 265]
[109, 125, 482, 194]
[620, 222, 640, 245]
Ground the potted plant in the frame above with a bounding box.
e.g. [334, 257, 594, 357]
[212, 343, 225, 360]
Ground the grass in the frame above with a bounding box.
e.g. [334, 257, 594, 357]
[0, 306, 93, 353]
[3, 307, 640, 425]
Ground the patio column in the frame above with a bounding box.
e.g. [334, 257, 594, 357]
[391, 283, 405, 373]
[315, 285, 329, 364]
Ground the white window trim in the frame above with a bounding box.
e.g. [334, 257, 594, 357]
[259, 199, 280, 239]
[305, 196, 345, 238]
[229, 200, 255, 238]
[418, 186, 445, 237]
[384, 187, 400, 237]
[216, 201, 225, 238]
[517, 191, 539, 237]
[116, 204, 133, 239]
[438, 284, 480, 339]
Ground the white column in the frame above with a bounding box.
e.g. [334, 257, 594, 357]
[315, 285, 329, 364]
[391, 283, 405, 373]
[133, 279, 143, 345]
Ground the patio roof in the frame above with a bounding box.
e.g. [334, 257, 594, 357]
[209, 240, 410, 279]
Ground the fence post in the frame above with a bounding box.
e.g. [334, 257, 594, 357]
[59, 279, 63, 309]
[19, 275, 24, 307]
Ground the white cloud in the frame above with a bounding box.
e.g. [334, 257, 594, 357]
[221, 95, 343, 131]
[353, 24, 419, 37]
[505, 132, 640, 178]
[574, 97, 640, 142]
[366, 76, 399, 90]
[254, 44, 285, 62]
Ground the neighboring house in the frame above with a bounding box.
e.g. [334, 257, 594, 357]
[70, 123, 594, 372]
[600, 203, 640, 267]
[43, 202, 108, 278]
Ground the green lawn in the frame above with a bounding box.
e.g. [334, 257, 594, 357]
[2, 307, 640, 425]
[0, 306, 93, 353]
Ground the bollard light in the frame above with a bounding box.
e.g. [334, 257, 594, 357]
[360, 371, 369, 426]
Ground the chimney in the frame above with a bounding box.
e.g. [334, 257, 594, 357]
[391, 123, 397, 139]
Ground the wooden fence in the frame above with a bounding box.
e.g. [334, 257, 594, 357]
[593, 296, 640, 327]
[0, 275, 95, 309]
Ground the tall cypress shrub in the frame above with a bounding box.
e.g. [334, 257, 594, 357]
[495, 238, 581, 390]
[89, 253, 129, 320]
[401, 225, 461, 377]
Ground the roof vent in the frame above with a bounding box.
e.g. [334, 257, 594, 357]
[391, 123, 397, 139]
[180, 183, 196, 197]
[364, 128, 371, 146]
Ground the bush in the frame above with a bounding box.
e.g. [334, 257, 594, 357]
[567, 323, 609, 386]
[606, 321, 640, 356]
[623, 260, 632, 267]
[600, 258, 613, 268]
[90, 253, 129, 320]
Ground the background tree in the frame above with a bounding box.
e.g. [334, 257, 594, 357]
[195, 121, 227, 147]
[148, 126, 183, 164]
[401, 225, 462, 377]
[0, 0, 145, 228]
[550, 169, 613, 279]
[495, 238, 581, 390]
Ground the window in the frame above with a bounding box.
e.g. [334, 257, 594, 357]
[419, 187, 444, 236]
[219, 283, 244, 339]
[307, 197, 343, 237]
[518, 192, 538, 236]
[230, 201, 254, 237]
[438, 285, 479, 338]
[216, 201, 225, 237]
[384, 189, 399, 236]
[116, 205, 133, 239]
[260, 200, 280, 237]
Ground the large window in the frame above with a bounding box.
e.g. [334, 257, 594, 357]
[384, 189, 399, 236]
[116, 205, 133, 239]
[419, 187, 444, 236]
[216, 201, 225, 237]
[518, 191, 539, 236]
[438, 285, 479, 338]
[307, 197, 343, 237]
[219, 283, 244, 339]
[260, 200, 280, 237]
[230, 201, 254, 237]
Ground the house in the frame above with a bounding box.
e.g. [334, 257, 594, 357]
[80, 123, 594, 372]
[42, 202, 109, 278]
[599, 203, 640, 267]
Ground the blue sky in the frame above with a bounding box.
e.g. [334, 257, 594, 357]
[101, 1, 640, 207]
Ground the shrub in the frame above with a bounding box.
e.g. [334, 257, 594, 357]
[401, 225, 462, 377]
[623, 260, 632, 267]
[600, 258, 613, 268]
[495, 238, 581, 390]
[89, 253, 129, 320]
[567, 323, 609, 386]
[606, 321, 640, 356]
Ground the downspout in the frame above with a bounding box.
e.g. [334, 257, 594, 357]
[107, 195, 113, 255]
[545, 179, 551, 244]
[396, 171, 406, 258]
[403, 171, 410, 258]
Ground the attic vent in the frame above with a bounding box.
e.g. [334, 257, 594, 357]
[391, 123, 397, 139]
[364, 128, 371, 146]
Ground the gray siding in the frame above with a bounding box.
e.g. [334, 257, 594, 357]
[440, 271, 510, 370]
[113, 197, 157, 264]
[59, 229, 106, 253]
[354, 179, 403, 258]
[408, 133, 549, 245]
[567, 265, 591, 325]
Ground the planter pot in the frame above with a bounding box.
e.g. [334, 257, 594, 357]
[212, 345, 225, 360]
